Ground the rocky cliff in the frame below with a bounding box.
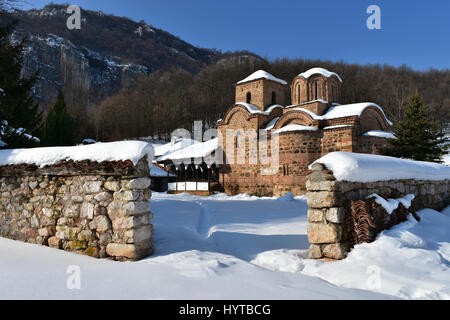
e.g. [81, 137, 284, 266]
[1, 4, 219, 104]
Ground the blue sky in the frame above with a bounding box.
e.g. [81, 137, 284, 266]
[22, 0, 450, 70]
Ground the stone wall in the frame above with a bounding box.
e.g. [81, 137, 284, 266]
[0, 157, 153, 261]
[306, 163, 450, 260]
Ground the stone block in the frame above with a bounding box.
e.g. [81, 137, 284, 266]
[106, 243, 151, 260]
[107, 201, 151, 218]
[307, 222, 341, 244]
[82, 181, 103, 194]
[306, 180, 341, 192]
[80, 202, 95, 219]
[306, 191, 344, 208]
[112, 213, 152, 230]
[308, 244, 323, 259]
[124, 225, 153, 244]
[122, 178, 151, 190]
[93, 215, 112, 233]
[307, 209, 324, 223]
[322, 243, 348, 260]
[94, 192, 112, 202]
[48, 236, 63, 249]
[104, 181, 120, 192]
[325, 207, 345, 224]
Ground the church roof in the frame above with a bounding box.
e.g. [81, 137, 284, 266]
[235, 103, 284, 115]
[298, 67, 343, 83]
[237, 70, 287, 85]
[291, 102, 393, 125]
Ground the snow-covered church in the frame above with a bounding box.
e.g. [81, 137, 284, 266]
[216, 67, 394, 196]
[159, 67, 395, 196]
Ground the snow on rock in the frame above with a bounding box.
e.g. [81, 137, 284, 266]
[312, 152, 450, 182]
[237, 70, 287, 85]
[367, 194, 415, 215]
[363, 130, 396, 139]
[0, 141, 154, 168]
[157, 138, 218, 162]
[298, 67, 343, 83]
[273, 124, 318, 135]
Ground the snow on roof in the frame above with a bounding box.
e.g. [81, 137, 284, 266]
[362, 130, 396, 139]
[292, 102, 393, 125]
[236, 103, 284, 116]
[312, 152, 450, 182]
[237, 70, 287, 85]
[157, 138, 218, 162]
[0, 141, 154, 168]
[298, 67, 343, 83]
[323, 125, 353, 130]
[150, 163, 176, 177]
[324, 103, 392, 125]
[264, 117, 280, 130]
[154, 138, 198, 158]
[273, 124, 318, 135]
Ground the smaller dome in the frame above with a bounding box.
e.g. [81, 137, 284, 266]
[298, 67, 343, 83]
[237, 70, 287, 85]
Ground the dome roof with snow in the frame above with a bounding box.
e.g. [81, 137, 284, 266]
[237, 70, 287, 85]
[298, 67, 343, 83]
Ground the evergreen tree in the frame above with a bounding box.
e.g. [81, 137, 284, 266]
[0, 21, 42, 148]
[384, 91, 448, 162]
[42, 90, 76, 146]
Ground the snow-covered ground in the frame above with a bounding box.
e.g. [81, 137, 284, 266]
[0, 192, 449, 299]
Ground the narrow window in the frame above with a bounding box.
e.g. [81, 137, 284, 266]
[297, 84, 301, 103]
[271, 91, 276, 105]
[331, 86, 335, 101]
[314, 82, 318, 100]
[246, 92, 251, 104]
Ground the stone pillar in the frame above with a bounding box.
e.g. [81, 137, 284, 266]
[306, 163, 348, 260]
[106, 177, 153, 261]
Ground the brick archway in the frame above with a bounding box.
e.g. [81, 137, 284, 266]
[274, 110, 315, 129]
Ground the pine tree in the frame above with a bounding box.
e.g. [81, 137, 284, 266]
[0, 21, 42, 148]
[42, 90, 76, 146]
[384, 91, 448, 162]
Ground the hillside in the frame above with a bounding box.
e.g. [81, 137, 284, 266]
[0, 4, 220, 104]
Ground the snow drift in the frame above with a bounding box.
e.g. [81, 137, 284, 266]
[0, 141, 154, 167]
[312, 152, 450, 182]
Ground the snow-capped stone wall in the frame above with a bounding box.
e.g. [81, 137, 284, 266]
[306, 162, 449, 260]
[0, 153, 154, 261]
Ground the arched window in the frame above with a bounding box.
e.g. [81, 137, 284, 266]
[246, 92, 251, 104]
[271, 91, 276, 105]
[314, 82, 318, 100]
[297, 84, 301, 102]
